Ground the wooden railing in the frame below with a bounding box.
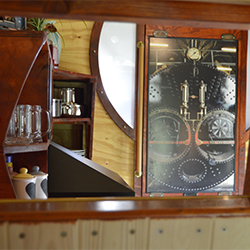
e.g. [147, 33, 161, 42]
[1, 197, 250, 249]
[0, 196, 250, 222]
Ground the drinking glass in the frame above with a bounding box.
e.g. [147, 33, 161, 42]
[32, 105, 52, 143]
[4, 109, 17, 145]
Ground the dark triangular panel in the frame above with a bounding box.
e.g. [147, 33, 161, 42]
[48, 142, 135, 197]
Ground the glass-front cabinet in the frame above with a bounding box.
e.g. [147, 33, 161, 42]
[143, 26, 247, 196]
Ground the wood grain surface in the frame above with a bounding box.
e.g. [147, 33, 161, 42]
[0, 31, 47, 199]
[1, 1, 250, 30]
[55, 20, 135, 188]
[0, 196, 250, 222]
[2, 216, 250, 249]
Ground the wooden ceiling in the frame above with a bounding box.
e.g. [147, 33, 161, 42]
[1, 1, 250, 30]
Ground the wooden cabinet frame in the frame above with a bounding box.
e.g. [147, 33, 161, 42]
[0, 31, 51, 199]
[139, 26, 248, 196]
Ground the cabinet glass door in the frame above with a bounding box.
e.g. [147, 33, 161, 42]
[146, 37, 237, 194]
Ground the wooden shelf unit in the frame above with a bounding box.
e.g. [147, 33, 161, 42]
[52, 69, 97, 159]
[0, 30, 51, 199]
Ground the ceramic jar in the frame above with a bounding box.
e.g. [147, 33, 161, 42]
[30, 166, 48, 199]
[12, 168, 36, 199]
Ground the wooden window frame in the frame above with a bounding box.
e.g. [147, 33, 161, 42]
[138, 25, 248, 197]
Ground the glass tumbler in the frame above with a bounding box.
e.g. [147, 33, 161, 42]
[15, 104, 34, 145]
[5, 109, 17, 145]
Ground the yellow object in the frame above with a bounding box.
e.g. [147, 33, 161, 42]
[12, 168, 34, 179]
[135, 41, 144, 178]
[6, 162, 13, 168]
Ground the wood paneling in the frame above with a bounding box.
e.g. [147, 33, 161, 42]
[8, 222, 78, 249]
[2, 1, 250, 30]
[92, 95, 134, 188]
[0, 222, 8, 249]
[0, 31, 49, 199]
[2, 197, 250, 249]
[78, 220, 101, 249]
[212, 217, 250, 249]
[126, 218, 149, 249]
[4, 216, 250, 249]
[148, 218, 213, 249]
[55, 20, 93, 75]
[55, 20, 135, 188]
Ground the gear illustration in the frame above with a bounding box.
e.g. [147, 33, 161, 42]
[195, 110, 235, 164]
[148, 108, 191, 164]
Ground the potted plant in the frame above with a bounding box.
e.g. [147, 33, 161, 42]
[26, 18, 63, 67]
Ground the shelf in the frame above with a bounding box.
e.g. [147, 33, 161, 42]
[53, 117, 91, 124]
[52, 69, 96, 159]
[53, 69, 97, 83]
[0, 30, 51, 199]
[3, 141, 50, 155]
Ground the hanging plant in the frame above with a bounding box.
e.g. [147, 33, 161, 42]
[27, 18, 65, 67]
[26, 18, 86, 67]
[26, 18, 64, 47]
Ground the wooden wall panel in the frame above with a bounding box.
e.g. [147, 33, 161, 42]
[126, 218, 149, 250]
[55, 20, 93, 74]
[8, 222, 78, 249]
[78, 220, 102, 249]
[5, 217, 250, 249]
[100, 220, 127, 249]
[55, 20, 135, 188]
[92, 95, 135, 187]
[212, 217, 250, 249]
[6, 219, 149, 250]
[0, 222, 8, 249]
[148, 218, 213, 250]
[78, 219, 149, 250]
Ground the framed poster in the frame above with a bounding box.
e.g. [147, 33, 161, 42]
[144, 27, 246, 196]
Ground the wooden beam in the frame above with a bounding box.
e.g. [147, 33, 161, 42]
[1, 196, 250, 222]
[1, 1, 250, 29]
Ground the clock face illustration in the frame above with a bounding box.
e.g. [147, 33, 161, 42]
[146, 39, 237, 194]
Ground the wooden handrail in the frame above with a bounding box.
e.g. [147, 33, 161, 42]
[1, 196, 250, 222]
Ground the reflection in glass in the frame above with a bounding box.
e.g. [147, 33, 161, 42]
[98, 22, 136, 128]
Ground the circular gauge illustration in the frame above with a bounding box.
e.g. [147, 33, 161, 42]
[147, 63, 236, 193]
[178, 159, 207, 184]
[195, 110, 235, 164]
[187, 47, 202, 61]
[148, 108, 191, 163]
